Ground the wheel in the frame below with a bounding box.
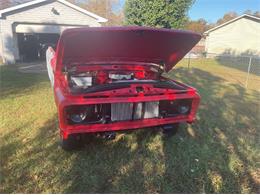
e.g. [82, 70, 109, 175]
[161, 123, 179, 137]
[61, 134, 83, 151]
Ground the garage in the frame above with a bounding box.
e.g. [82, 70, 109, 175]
[17, 33, 59, 62]
[0, 0, 107, 64]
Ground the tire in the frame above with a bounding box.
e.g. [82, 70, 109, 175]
[161, 123, 179, 137]
[61, 134, 83, 151]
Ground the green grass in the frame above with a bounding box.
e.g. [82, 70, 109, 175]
[0, 59, 259, 193]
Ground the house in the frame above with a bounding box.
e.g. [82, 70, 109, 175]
[204, 14, 260, 57]
[190, 38, 205, 54]
[0, 0, 107, 64]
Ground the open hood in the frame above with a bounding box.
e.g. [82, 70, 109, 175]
[55, 26, 201, 72]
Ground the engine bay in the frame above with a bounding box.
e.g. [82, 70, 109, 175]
[63, 64, 193, 126]
[65, 63, 188, 95]
[68, 66, 159, 89]
[62, 63, 194, 125]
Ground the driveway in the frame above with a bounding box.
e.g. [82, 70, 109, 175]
[17, 61, 47, 74]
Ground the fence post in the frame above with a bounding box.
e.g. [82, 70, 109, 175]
[245, 57, 252, 88]
[188, 53, 191, 70]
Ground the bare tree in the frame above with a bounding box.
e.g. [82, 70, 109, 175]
[244, 10, 260, 18]
[253, 11, 260, 17]
[184, 18, 213, 34]
[0, 0, 33, 9]
[0, 0, 12, 9]
[85, 0, 124, 26]
[216, 12, 238, 25]
[70, 0, 124, 26]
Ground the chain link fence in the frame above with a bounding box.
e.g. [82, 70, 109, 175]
[184, 52, 260, 90]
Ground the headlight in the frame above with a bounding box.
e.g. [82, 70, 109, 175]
[70, 112, 86, 123]
[71, 76, 92, 88]
[178, 105, 189, 114]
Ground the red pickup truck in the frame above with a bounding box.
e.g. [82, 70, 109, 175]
[46, 26, 201, 150]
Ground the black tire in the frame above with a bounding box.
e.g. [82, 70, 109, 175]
[161, 123, 179, 137]
[61, 134, 83, 151]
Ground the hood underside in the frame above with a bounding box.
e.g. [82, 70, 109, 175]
[55, 26, 201, 72]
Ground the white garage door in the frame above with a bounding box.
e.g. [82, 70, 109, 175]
[15, 23, 86, 34]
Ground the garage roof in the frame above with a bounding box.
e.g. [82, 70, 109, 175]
[0, 0, 108, 23]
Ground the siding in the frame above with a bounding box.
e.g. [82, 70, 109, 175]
[205, 17, 260, 56]
[0, 0, 102, 64]
[0, 24, 2, 61]
[4, 1, 101, 27]
[0, 19, 18, 62]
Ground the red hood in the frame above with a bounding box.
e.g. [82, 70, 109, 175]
[55, 26, 201, 72]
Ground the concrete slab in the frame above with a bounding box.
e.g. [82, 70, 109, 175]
[17, 61, 47, 74]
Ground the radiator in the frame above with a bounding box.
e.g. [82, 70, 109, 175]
[111, 102, 159, 121]
[144, 101, 159, 119]
[111, 103, 133, 121]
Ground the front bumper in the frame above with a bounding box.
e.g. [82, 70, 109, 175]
[55, 87, 200, 139]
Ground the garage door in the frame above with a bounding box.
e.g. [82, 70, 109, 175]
[15, 23, 86, 62]
[17, 33, 59, 62]
[15, 23, 84, 34]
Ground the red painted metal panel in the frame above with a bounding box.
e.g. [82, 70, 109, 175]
[55, 26, 201, 72]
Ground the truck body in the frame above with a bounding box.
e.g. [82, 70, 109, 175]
[46, 26, 201, 150]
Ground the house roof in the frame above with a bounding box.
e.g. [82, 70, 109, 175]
[204, 14, 260, 35]
[0, 0, 108, 23]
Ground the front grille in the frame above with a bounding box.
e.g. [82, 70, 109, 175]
[111, 101, 159, 122]
[111, 103, 133, 121]
[66, 99, 192, 125]
[144, 102, 159, 119]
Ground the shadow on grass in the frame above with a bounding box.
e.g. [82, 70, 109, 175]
[0, 65, 48, 99]
[215, 55, 260, 77]
[163, 68, 259, 193]
[1, 67, 259, 193]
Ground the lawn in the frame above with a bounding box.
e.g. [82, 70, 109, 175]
[0, 59, 259, 193]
